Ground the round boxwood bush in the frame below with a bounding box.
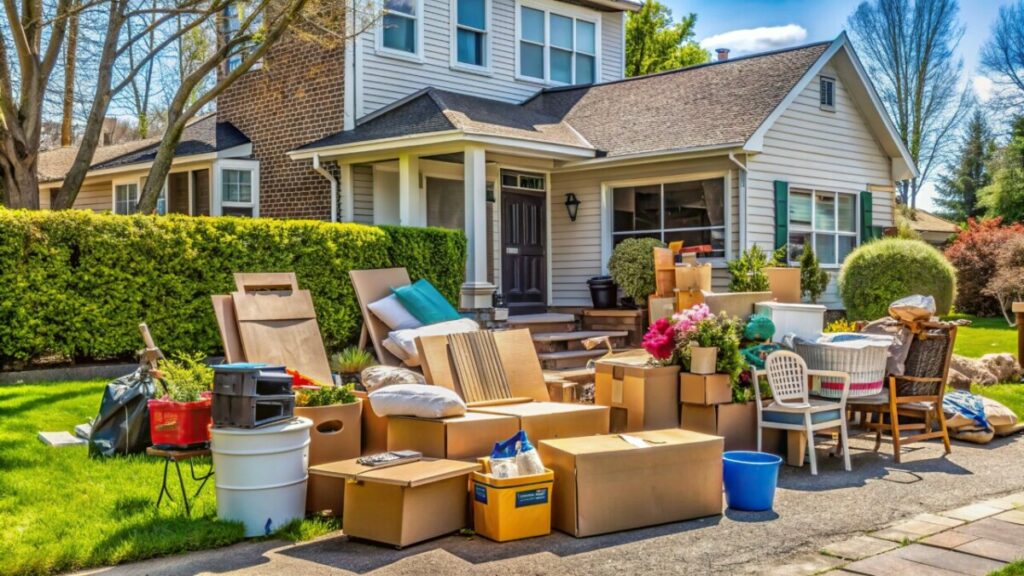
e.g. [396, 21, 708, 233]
[838, 238, 956, 320]
[607, 237, 665, 306]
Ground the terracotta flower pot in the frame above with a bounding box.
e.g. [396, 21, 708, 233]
[765, 267, 801, 304]
[689, 346, 719, 375]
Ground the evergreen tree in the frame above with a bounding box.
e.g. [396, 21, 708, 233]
[934, 110, 996, 222]
[625, 0, 708, 77]
[980, 116, 1024, 223]
[800, 244, 830, 304]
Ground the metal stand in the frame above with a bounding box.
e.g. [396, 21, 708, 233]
[147, 447, 214, 516]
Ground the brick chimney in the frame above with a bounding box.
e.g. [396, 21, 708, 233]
[716, 48, 730, 61]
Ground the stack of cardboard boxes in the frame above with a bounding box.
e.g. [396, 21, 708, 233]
[649, 247, 714, 325]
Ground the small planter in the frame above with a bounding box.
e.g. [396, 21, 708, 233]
[689, 346, 719, 375]
[148, 394, 212, 448]
[295, 398, 363, 466]
[723, 451, 783, 511]
[765, 267, 801, 303]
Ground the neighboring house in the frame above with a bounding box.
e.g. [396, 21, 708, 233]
[903, 209, 961, 247]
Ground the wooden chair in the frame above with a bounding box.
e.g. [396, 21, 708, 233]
[847, 322, 957, 464]
[757, 351, 852, 475]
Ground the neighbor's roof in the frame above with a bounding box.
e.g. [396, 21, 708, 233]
[38, 115, 251, 183]
[297, 88, 593, 152]
[905, 209, 961, 234]
[295, 41, 830, 158]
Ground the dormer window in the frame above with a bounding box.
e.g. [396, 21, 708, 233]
[820, 76, 835, 111]
[455, 0, 488, 68]
[383, 0, 419, 55]
[518, 3, 598, 85]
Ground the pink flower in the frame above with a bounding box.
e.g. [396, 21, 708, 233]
[643, 318, 677, 360]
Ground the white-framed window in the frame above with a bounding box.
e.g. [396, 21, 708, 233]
[214, 160, 259, 217]
[517, 2, 598, 85]
[820, 76, 835, 111]
[380, 0, 421, 57]
[610, 177, 726, 258]
[114, 182, 139, 215]
[501, 171, 545, 191]
[453, 0, 489, 69]
[223, 1, 263, 73]
[788, 188, 857, 266]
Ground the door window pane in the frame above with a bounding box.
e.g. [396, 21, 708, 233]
[521, 7, 544, 43]
[790, 190, 812, 227]
[457, 29, 484, 65]
[550, 14, 573, 50]
[577, 20, 595, 53]
[457, 0, 485, 29]
[838, 194, 856, 232]
[815, 192, 836, 231]
[575, 53, 594, 84]
[551, 48, 572, 83]
[383, 14, 416, 52]
[520, 42, 543, 78]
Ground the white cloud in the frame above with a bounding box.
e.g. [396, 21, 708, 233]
[700, 25, 808, 57]
[972, 75, 994, 103]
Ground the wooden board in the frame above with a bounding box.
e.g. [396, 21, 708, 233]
[211, 295, 245, 363]
[234, 272, 299, 293]
[349, 268, 412, 366]
[231, 290, 332, 384]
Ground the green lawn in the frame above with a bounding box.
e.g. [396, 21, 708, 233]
[0, 380, 329, 576]
[973, 384, 1024, 420]
[945, 314, 1018, 359]
[990, 560, 1024, 575]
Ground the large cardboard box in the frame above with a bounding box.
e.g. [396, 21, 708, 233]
[387, 412, 520, 461]
[680, 402, 784, 453]
[297, 399, 363, 515]
[595, 353, 680, 432]
[470, 402, 609, 443]
[538, 429, 723, 537]
[679, 373, 732, 406]
[314, 458, 480, 548]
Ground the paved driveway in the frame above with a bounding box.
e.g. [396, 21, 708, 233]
[80, 434, 1024, 576]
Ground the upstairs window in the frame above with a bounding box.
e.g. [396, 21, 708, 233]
[383, 0, 418, 54]
[223, 2, 262, 72]
[455, 0, 488, 68]
[820, 76, 835, 111]
[518, 5, 597, 85]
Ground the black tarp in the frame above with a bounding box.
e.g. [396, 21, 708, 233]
[88, 368, 156, 457]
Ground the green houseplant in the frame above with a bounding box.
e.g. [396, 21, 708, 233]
[727, 245, 771, 293]
[608, 237, 665, 307]
[330, 347, 377, 387]
[799, 243, 831, 304]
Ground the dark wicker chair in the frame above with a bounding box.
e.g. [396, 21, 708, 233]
[847, 322, 957, 463]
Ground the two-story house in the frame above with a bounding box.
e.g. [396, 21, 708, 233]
[37, 0, 917, 314]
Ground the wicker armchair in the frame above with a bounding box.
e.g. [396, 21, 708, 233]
[847, 322, 957, 463]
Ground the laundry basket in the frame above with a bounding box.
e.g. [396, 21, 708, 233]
[792, 333, 893, 398]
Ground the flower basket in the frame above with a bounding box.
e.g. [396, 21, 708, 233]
[689, 346, 719, 375]
[148, 393, 212, 448]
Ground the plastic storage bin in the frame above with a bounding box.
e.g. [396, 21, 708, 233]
[148, 395, 212, 448]
[213, 393, 295, 428]
[754, 301, 826, 342]
[213, 363, 290, 396]
[722, 451, 782, 511]
[472, 469, 554, 542]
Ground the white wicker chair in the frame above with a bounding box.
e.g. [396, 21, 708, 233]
[754, 351, 852, 475]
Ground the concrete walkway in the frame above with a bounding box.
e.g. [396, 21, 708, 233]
[763, 492, 1024, 575]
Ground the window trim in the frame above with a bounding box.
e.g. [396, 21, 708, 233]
[819, 75, 836, 111]
[787, 187, 858, 268]
[376, 0, 425, 62]
[450, 0, 492, 74]
[212, 159, 260, 217]
[514, 0, 601, 86]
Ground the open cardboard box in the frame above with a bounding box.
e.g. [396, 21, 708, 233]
[387, 412, 520, 461]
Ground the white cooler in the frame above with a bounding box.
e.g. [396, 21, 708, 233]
[754, 301, 826, 342]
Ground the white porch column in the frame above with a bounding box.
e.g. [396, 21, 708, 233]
[339, 163, 355, 222]
[398, 153, 421, 226]
[461, 144, 496, 309]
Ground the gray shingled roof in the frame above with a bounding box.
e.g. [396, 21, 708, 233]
[298, 88, 592, 151]
[38, 115, 250, 182]
[297, 42, 830, 158]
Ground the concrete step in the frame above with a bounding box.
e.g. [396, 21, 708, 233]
[506, 312, 578, 334]
[537, 349, 612, 370]
[532, 331, 629, 353]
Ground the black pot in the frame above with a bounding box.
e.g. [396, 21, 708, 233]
[587, 276, 617, 309]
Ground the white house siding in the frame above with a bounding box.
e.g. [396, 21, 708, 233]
[746, 63, 896, 308]
[549, 157, 739, 306]
[351, 165, 375, 224]
[356, 0, 626, 118]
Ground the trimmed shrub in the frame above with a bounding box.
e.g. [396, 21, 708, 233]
[608, 237, 664, 306]
[838, 238, 956, 321]
[945, 218, 1024, 316]
[0, 209, 466, 366]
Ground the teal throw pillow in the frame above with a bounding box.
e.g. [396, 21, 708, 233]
[392, 279, 461, 325]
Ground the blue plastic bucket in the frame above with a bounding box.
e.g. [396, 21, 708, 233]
[723, 451, 783, 511]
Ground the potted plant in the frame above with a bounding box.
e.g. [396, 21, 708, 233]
[727, 245, 771, 293]
[643, 304, 743, 380]
[295, 383, 363, 466]
[799, 243, 830, 304]
[764, 244, 802, 303]
[330, 347, 377, 389]
[608, 237, 666, 308]
[148, 352, 214, 448]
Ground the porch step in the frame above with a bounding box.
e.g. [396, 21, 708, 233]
[537, 349, 616, 370]
[506, 312, 578, 334]
[531, 330, 629, 354]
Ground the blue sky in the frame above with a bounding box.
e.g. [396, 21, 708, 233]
[664, 0, 1013, 209]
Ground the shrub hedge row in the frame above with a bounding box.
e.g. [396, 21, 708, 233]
[0, 209, 466, 366]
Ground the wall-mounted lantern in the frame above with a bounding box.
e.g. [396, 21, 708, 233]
[564, 193, 581, 222]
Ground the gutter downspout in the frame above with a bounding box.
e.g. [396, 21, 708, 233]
[728, 151, 747, 256]
[313, 153, 338, 223]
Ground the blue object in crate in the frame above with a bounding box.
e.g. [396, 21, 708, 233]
[723, 451, 783, 512]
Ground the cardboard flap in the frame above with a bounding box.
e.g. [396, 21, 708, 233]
[234, 272, 299, 293]
[312, 459, 479, 487]
[232, 290, 317, 321]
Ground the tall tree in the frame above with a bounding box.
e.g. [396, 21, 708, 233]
[934, 109, 996, 221]
[61, 3, 79, 146]
[980, 1, 1024, 113]
[625, 0, 708, 77]
[980, 116, 1024, 223]
[848, 0, 971, 208]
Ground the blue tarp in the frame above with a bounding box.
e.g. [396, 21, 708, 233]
[943, 390, 990, 430]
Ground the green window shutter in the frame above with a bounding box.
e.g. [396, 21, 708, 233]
[774, 180, 789, 249]
[860, 191, 874, 242]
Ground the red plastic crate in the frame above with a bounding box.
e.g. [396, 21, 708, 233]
[148, 395, 212, 448]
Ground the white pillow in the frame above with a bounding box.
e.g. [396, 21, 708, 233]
[368, 294, 422, 331]
[387, 318, 480, 366]
[368, 384, 467, 418]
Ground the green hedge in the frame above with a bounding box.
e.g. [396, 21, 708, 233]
[0, 209, 466, 366]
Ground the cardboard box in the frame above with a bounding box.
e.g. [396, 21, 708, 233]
[306, 472, 346, 517]
[314, 458, 480, 548]
[595, 354, 680, 432]
[472, 469, 554, 542]
[470, 401, 609, 443]
[674, 264, 712, 293]
[648, 296, 676, 325]
[545, 379, 580, 403]
[680, 402, 785, 453]
[538, 429, 723, 537]
[354, 390, 388, 455]
[679, 373, 733, 406]
[675, 288, 705, 313]
[387, 412, 520, 461]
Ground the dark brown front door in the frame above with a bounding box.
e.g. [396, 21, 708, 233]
[502, 190, 546, 315]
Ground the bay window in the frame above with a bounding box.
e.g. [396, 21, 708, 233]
[382, 0, 419, 55]
[611, 177, 726, 258]
[518, 4, 597, 85]
[455, 0, 488, 68]
[788, 188, 857, 265]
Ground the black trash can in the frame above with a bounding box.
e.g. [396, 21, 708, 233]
[587, 276, 617, 309]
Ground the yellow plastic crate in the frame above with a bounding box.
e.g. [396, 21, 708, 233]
[471, 469, 554, 542]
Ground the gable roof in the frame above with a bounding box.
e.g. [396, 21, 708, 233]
[38, 114, 251, 183]
[905, 209, 960, 234]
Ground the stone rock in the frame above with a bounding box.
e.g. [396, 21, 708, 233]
[979, 353, 1022, 383]
[950, 355, 998, 386]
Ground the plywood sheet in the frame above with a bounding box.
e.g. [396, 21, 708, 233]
[211, 295, 245, 363]
[234, 272, 299, 293]
[232, 290, 331, 384]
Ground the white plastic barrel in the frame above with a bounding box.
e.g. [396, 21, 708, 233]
[211, 416, 312, 537]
